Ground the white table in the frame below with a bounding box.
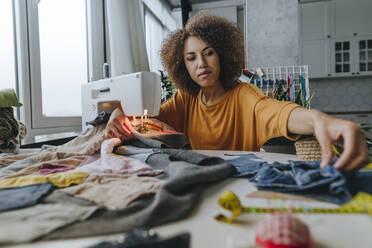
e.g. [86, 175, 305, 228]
[8, 151, 372, 248]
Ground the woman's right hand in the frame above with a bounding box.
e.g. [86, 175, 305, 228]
[105, 108, 135, 141]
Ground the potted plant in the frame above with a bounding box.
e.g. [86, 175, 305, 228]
[159, 70, 176, 103]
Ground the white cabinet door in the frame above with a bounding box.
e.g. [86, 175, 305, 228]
[330, 39, 354, 76]
[300, 1, 330, 40]
[301, 40, 329, 78]
[357, 37, 372, 75]
[332, 0, 372, 38]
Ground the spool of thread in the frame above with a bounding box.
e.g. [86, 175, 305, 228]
[103, 63, 109, 79]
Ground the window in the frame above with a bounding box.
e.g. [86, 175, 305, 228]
[9, 0, 105, 143]
[38, 0, 87, 117]
[335, 41, 350, 73]
[26, 0, 88, 129]
[359, 39, 372, 72]
[0, 0, 16, 91]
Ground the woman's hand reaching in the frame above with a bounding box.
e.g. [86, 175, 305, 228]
[105, 108, 135, 141]
[288, 108, 370, 171]
[313, 112, 370, 171]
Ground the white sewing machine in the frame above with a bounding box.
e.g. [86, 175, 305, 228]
[81, 72, 161, 131]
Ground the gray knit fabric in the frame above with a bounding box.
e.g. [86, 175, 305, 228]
[114, 145, 153, 163]
[42, 153, 235, 240]
[0, 192, 99, 244]
[126, 132, 190, 149]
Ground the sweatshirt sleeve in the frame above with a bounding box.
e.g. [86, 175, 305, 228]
[254, 97, 301, 147]
[157, 90, 189, 133]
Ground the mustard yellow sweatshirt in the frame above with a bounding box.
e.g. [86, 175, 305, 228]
[158, 82, 300, 151]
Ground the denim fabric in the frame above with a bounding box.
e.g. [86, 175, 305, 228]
[345, 171, 372, 196]
[0, 183, 53, 212]
[226, 154, 372, 204]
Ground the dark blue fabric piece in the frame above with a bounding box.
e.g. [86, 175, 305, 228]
[345, 171, 372, 196]
[87, 232, 190, 248]
[227, 154, 372, 205]
[0, 183, 54, 212]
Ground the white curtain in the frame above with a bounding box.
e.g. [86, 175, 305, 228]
[106, 0, 149, 76]
[145, 11, 168, 72]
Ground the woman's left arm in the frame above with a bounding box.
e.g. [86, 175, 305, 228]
[288, 107, 370, 171]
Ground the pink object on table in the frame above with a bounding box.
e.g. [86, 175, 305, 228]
[255, 213, 312, 248]
[39, 163, 74, 175]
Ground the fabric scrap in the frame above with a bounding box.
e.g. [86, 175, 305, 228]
[227, 153, 371, 204]
[0, 125, 106, 177]
[0, 192, 99, 244]
[60, 174, 163, 210]
[126, 131, 190, 149]
[39, 163, 74, 175]
[76, 138, 162, 176]
[2, 156, 86, 179]
[0, 183, 54, 212]
[0, 170, 87, 189]
[42, 152, 235, 240]
[114, 145, 153, 163]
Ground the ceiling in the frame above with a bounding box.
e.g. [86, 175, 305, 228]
[166, 0, 226, 9]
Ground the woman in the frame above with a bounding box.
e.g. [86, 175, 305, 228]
[106, 13, 369, 171]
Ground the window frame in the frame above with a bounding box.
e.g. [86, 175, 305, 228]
[13, 0, 105, 143]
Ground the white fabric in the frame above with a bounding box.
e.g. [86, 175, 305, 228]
[106, 0, 149, 76]
[76, 138, 162, 176]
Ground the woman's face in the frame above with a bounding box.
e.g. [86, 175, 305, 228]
[183, 36, 221, 89]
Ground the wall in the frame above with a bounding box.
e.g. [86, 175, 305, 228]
[310, 77, 372, 113]
[172, 1, 244, 31]
[310, 76, 372, 128]
[245, 0, 299, 68]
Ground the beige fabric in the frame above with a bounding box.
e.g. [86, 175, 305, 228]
[0, 125, 106, 177]
[0, 153, 39, 168]
[48, 125, 106, 155]
[4, 156, 86, 179]
[59, 174, 163, 210]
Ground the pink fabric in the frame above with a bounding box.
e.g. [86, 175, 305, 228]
[39, 163, 74, 175]
[80, 153, 100, 166]
[76, 138, 162, 176]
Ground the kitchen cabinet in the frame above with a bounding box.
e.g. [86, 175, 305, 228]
[301, 39, 330, 78]
[330, 36, 372, 77]
[300, 0, 372, 78]
[332, 0, 372, 38]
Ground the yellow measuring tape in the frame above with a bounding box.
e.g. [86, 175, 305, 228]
[215, 190, 372, 223]
[332, 145, 372, 169]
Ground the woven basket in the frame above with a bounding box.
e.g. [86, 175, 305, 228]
[294, 137, 322, 161]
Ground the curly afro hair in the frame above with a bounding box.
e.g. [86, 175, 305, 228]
[160, 12, 244, 95]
